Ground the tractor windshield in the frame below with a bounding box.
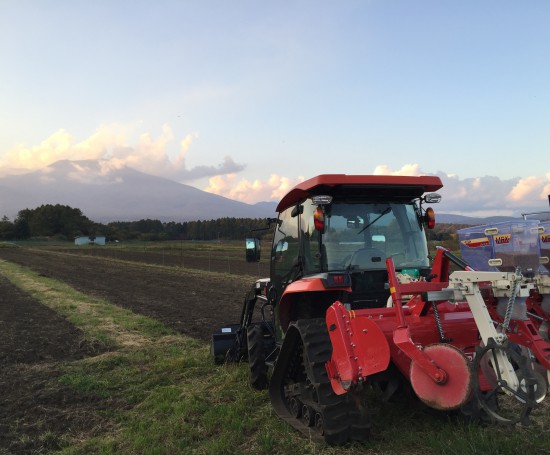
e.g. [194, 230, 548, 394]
[301, 200, 430, 274]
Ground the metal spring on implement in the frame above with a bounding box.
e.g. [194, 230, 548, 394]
[502, 266, 521, 332]
[431, 301, 446, 342]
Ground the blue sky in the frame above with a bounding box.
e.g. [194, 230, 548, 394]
[1, 0, 549, 216]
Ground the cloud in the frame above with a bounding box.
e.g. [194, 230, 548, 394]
[0, 124, 244, 181]
[204, 174, 305, 204]
[365, 164, 550, 217]
[3, 129, 549, 218]
[180, 156, 246, 180]
[384, 164, 550, 216]
[373, 163, 423, 176]
[507, 176, 545, 202]
[437, 174, 517, 215]
[203, 163, 550, 217]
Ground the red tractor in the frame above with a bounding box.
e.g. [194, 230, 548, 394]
[211, 174, 550, 445]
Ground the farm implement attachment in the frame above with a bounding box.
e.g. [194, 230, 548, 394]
[324, 253, 550, 425]
[211, 174, 550, 444]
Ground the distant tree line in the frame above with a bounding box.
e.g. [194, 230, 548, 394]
[0, 204, 274, 242]
[425, 223, 472, 242]
[0, 203, 470, 245]
[425, 222, 472, 253]
[107, 217, 272, 241]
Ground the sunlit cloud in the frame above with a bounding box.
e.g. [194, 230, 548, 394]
[0, 124, 244, 181]
[373, 163, 422, 176]
[543, 172, 550, 201]
[2, 130, 549, 218]
[204, 174, 305, 203]
[371, 164, 550, 217]
[205, 164, 550, 216]
[507, 176, 545, 201]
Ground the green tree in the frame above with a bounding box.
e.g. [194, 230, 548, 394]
[0, 216, 14, 240]
[13, 217, 31, 239]
[15, 204, 95, 239]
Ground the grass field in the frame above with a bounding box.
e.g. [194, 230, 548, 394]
[0, 243, 549, 454]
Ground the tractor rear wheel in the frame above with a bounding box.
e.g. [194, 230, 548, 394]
[247, 323, 268, 390]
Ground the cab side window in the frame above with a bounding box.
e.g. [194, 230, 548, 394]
[301, 201, 322, 273]
[272, 206, 300, 283]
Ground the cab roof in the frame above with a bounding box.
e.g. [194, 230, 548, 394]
[276, 174, 443, 213]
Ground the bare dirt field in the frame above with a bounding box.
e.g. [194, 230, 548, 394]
[0, 247, 258, 454]
[0, 272, 112, 454]
[0, 247, 256, 343]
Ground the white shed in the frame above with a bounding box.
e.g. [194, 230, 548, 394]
[74, 236, 106, 246]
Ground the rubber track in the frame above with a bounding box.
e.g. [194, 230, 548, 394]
[269, 318, 370, 445]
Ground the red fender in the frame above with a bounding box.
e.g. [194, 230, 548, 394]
[326, 301, 390, 395]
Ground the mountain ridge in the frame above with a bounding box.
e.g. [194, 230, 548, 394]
[0, 159, 526, 225]
[0, 159, 278, 222]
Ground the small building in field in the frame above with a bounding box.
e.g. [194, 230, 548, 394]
[74, 235, 106, 246]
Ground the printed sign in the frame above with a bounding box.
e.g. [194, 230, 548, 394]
[461, 237, 490, 248]
[493, 234, 511, 245]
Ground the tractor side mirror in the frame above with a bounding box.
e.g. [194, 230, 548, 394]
[245, 238, 261, 262]
[424, 193, 441, 204]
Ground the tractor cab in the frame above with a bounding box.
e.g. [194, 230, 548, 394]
[246, 174, 442, 310]
[272, 198, 434, 272]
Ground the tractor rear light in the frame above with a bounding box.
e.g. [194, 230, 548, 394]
[314, 206, 325, 231]
[323, 273, 351, 288]
[425, 207, 436, 229]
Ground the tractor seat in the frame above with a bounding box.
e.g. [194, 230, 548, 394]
[349, 248, 386, 269]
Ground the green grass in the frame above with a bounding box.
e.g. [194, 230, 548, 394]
[0, 260, 549, 455]
[0, 241, 20, 248]
[39, 239, 248, 257]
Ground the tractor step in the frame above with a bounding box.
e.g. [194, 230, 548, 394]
[211, 323, 240, 364]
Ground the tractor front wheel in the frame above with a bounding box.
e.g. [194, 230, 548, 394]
[247, 323, 268, 390]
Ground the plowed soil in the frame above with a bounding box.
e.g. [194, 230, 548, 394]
[0, 247, 258, 454]
[0, 247, 254, 342]
[0, 272, 112, 454]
